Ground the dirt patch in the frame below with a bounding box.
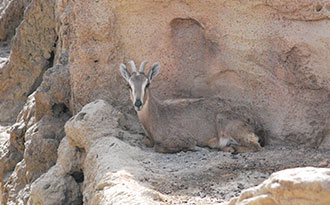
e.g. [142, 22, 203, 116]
[136, 144, 330, 204]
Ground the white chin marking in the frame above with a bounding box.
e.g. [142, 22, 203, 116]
[135, 106, 142, 112]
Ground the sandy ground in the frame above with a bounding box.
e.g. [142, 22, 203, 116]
[135, 143, 330, 204]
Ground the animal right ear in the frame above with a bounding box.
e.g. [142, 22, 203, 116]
[148, 62, 160, 82]
[120, 63, 131, 82]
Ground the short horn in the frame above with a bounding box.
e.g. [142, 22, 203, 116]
[139, 61, 148, 73]
[128, 60, 137, 73]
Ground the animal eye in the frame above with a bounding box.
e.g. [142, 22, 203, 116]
[126, 84, 132, 90]
[146, 83, 150, 88]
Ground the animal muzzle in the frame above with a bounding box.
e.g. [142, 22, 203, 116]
[134, 99, 143, 111]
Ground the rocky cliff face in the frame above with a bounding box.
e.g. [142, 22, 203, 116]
[0, 0, 330, 204]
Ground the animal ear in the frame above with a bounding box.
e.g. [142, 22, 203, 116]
[147, 62, 160, 82]
[120, 63, 131, 81]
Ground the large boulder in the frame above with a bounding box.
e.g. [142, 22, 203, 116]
[65, 100, 159, 204]
[64, 99, 124, 151]
[229, 167, 330, 205]
[29, 137, 82, 205]
[30, 100, 163, 204]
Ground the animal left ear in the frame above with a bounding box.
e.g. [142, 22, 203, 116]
[147, 62, 160, 82]
[120, 63, 131, 82]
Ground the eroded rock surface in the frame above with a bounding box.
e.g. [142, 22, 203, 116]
[29, 138, 82, 205]
[0, 55, 71, 203]
[30, 100, 163, 204]
[0, 0, 57, 123]
[0, 0, 32, 41]
[229, 167, 330, 205]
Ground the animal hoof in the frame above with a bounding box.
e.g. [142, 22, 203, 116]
[188, 146, 204, 152]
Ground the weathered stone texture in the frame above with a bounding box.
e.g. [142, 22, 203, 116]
[229, 167, 330, 205]
[0, 52, 71, 204]
[64, 100, 123, 151]
[31, 100, 161, 204]
[0, 0, 32, 40]
[0, 0, 57, 123]
[29, 137, 82, 205]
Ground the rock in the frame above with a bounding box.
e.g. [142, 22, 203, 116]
[83, 137, 164, 205]
[0, 93, 37, 204]
[65, 100, 124, 151]
[65, 100, 163, 204]
[0, 41, 11, 66]
[265, 0, 330, 21]
[0, 0, 57, 123]
[0, 125, 10, 204]
[34, 59, 72, 121]
[1, 71, 71, 204]
[0, 0, 32, 41]
[30, 172, 81, 205]
[2, 115, 68, 204]
[29, 137, 82, 205]
[30, 100, 163, 204]
[229, 167, 330, 205]
[319, 125, 330, 150]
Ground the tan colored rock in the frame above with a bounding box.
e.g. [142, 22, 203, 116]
[66, 100, 164, 204]
[2, 115, 68, 204]
[31, 100, 163, 204]
[30, 172, 81, 205]
[24, 101, 330, 204]
[29, 137, 82, 205]
[1, 69, 71, 204]
[83, 137, 164, 205]
[0, 0, 31, 40]
[0, 93, 36, 204]
[34, 56, 71, 121]
[229, 167, 330, 205]
[0, 0, 330, 203]
[0, 125, 10, 205]
[264, 0, 330, 20]
[65, 100, 124, 151]
[0, 0, 57, 123]
[0, 43, 72, 204]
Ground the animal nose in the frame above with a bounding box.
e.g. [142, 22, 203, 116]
[134, 99, 142, 107]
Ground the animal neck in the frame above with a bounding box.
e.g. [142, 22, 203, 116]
[136, 89, 161, 129]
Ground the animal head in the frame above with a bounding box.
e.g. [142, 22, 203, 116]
[120, 60, 160, 111]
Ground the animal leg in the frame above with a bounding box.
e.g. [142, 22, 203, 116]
[143, 136, 154, 147]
